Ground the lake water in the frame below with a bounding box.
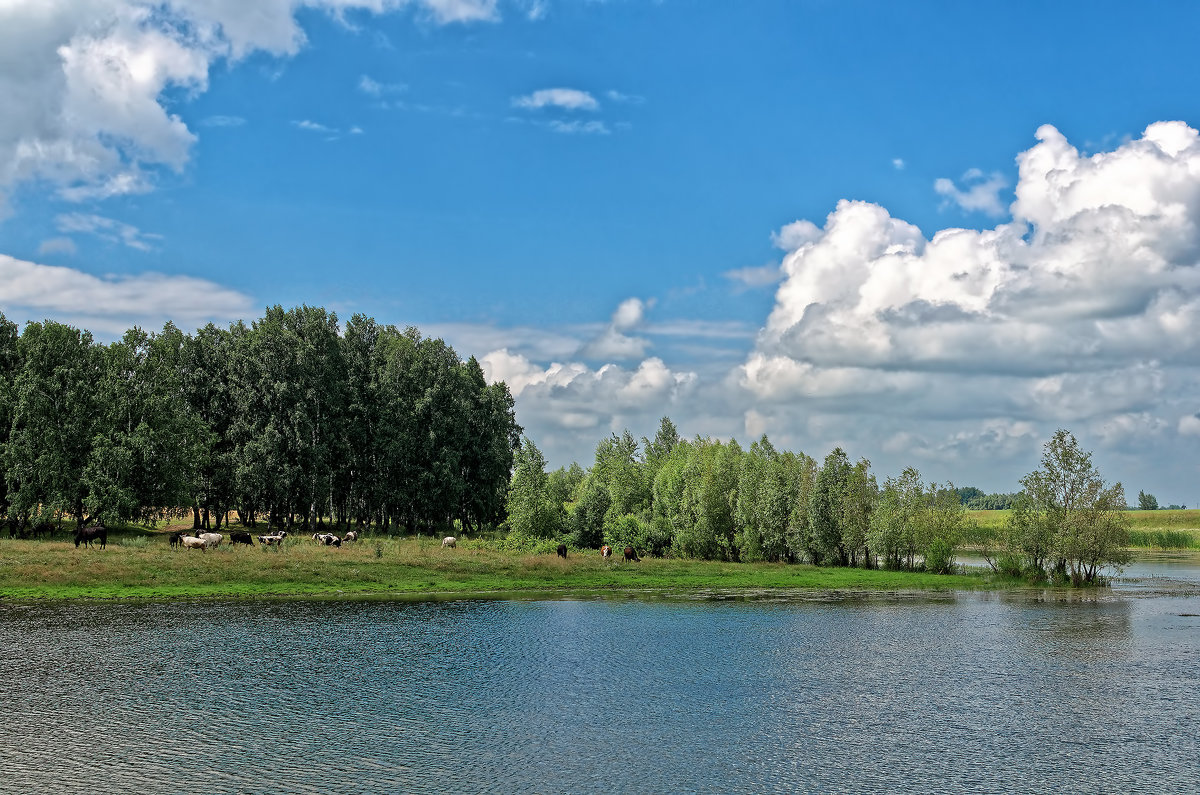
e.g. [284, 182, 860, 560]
[2, 560, 1199, 794]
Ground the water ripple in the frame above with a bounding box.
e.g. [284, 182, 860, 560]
[1, 591, 1198, 793]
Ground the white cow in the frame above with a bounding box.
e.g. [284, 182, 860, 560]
[442, 536, 456, 549]
[199, 532, 223, 549]
[181, 536, 206, 551]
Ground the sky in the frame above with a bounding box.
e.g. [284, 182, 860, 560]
[3, 0, 1200, 502]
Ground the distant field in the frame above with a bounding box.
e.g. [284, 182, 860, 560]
[966, 509, 1200, 550]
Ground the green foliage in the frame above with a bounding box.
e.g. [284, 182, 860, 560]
[1014, 429, 1131, 585]
[0, 309, 520, 536]
[506, 437, 562, 539]
[1137, 490, 1158, 511]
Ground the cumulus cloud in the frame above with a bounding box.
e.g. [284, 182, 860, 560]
[480, 348, 697, 457]
[732, 121, 1200, 489]
[0, 252, 255, 336]
[512, 88, 599, 111]
[580, 297, 653, 360]
[0, 0, 500, 210]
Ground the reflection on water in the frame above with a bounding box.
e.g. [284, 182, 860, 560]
[2, 579, 1198, 793]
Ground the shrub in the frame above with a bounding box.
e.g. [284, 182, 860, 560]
[923, 538, 955, 575]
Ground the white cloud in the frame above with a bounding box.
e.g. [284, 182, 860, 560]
[934, 168, 1009, 216]
[723, 263, 783, 289]
[0, 0, 501, 210]
[512, 88, 599, 111]
[725, 121, 1200, 490]
[0, 252, 255, 337]
[892, 158, 905, 170]
[771, 219, 822, 251]
[580, 297, 652, 360]
[55, 212, 160, 251]
[199, 115, 246, 127]
[480, 348, 697, 457]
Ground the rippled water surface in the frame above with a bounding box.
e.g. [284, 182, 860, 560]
[3, 571, 1199, 794]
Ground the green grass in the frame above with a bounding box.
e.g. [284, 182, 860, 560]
[0, 528, 1002, 601]
[967, 509, 1200, 550]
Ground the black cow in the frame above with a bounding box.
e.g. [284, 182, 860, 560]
[229, 531, 254, 546]
[556, 544, 567, 559]
[169, 531, 184, 548]
[74, 525, 108, 550]
[623, 547, 640, 562]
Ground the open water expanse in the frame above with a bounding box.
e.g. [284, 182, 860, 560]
[2, 559, 1199, 794]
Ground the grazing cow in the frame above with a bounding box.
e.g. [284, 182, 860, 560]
[313, 533, 341, 547]
[623, 547, 640, 562]
[556, 544, 568, 559]
[169, 531, 184, 548]
[181, 536, 207, 551]
[257, 533, 286, 546]
[199, 532, 223, 549]
[229, 531, 254, 546]
[343, 530, 359, 543]
[442, 536, 456, 549]
[74, 525, 107, 550]
[601, 545, 612, 559]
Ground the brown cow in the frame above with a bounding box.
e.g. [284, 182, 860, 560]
[601, 545, 612, 559]
[623, 547, 640, 562]
[556, 544, 567, 559]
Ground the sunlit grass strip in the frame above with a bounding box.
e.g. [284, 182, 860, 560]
[966, 509, 1200, 550]
[0, 535, 1000, 600]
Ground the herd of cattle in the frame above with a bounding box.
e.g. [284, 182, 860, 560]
[162, 528, 362, 550]
[69, 524, 643, 560]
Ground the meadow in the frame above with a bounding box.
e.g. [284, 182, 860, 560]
[0, 526, 996, 600]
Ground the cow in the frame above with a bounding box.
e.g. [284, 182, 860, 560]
[343, 530, 359, 543]
[623, 547, 640, 562]
[199, 532, 223, 549]
[257, 533, 286, 546]
[229, 531, 254, 546]
[442, 536, 456, 549]
[180, 536, 207, 551]
[169, 531, 184, 548]
[556, 544, 567, 559]
[313, 533, 341, 547]
[74, 525, 107, 550]
[601, 545, 612, 559]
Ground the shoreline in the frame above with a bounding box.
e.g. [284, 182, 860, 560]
[0, 534, 1004, 601]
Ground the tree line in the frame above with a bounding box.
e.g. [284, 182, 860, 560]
[506, 419, 1131, 583]
[0, 307, 520, 534]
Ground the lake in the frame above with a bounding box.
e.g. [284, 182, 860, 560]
[2, 559, 1199, 794]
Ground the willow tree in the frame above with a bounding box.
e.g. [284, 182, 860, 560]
[1013, 429, 1131, 585]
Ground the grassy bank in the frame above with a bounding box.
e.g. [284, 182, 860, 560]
[967, 509, 1200, 550]
[0, 530, 998, 600]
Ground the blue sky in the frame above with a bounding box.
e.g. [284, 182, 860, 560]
[4, 0, 1200, 502]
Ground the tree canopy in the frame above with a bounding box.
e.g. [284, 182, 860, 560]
[0, 308, 520, 534]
